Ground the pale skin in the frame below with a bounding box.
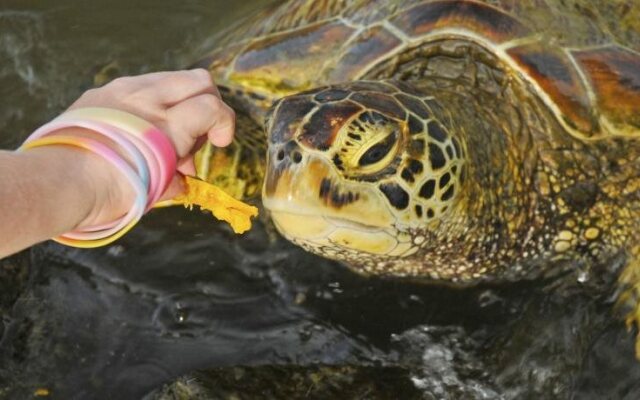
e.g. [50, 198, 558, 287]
[0, 69, 236, 258]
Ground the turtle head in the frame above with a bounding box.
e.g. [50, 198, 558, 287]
[262, 80, 467, 267]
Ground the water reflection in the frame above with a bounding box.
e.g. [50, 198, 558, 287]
[1, 208, 387, 398]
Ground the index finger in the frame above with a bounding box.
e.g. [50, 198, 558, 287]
[131, 69, 220, 106]
[166, 93, 235, 155]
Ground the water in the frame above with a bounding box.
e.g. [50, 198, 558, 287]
[1, 1, 640, 399]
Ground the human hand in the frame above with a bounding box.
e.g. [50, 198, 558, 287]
[66, 69, 236, 227]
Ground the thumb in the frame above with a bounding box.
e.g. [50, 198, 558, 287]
[177, 156, 197, 177]
[156, 156, 199, 203]
[158, 173, 186, 202]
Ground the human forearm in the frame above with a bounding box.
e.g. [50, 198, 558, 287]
[0, 145, 130, 257]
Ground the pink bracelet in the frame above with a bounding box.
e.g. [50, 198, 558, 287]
[58, 107, 177, 203]
[27, 119, 153, 210]
[20, 135, 148, 248]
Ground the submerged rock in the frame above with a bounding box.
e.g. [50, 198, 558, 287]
[150, 366, 422, 400]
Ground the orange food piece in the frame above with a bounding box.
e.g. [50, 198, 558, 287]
[173, 176, 258, 234]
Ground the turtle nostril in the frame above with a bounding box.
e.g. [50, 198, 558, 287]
[292, 151, 303, 164]
[277, 150, 285, 161]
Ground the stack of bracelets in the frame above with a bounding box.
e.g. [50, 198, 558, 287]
[19, 107, 177, 248]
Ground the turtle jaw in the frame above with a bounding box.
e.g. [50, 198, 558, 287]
[268, 211, 416, 258]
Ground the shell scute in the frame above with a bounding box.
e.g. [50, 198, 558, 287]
[572, 46, 640, 134]
[329, 25, 403, 81]
[231, 21, 356, 94]
[507, 43, 595, 133]
[389, 0, 530, 44]
[195, 42, 246, 80]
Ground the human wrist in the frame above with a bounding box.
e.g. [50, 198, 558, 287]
[21, 128, 137, 232]
[13, 145, 127, 236]
[74, 139, 137, 231]
[43, 126, 137, 230]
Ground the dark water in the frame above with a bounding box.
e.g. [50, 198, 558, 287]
[1, 1, 640, 399]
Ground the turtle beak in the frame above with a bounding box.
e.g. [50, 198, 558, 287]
[262, 142, 393, 229]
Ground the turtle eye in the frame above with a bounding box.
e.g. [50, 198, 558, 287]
[336, 110, 402, 176]
[358, 131, 397, 167]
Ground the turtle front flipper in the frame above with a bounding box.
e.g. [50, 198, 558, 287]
[195, 106, 266, 200]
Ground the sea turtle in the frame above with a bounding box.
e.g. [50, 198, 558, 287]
[193, 0, 640, 352]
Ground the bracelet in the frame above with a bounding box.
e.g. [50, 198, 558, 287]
[20, 135, 148, 248]
[20, 107, 178, 248]
[58, 107, 177, 204]
[26, 119, 153, 213]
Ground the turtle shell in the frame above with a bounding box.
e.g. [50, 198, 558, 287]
[203, 0, 640, 140]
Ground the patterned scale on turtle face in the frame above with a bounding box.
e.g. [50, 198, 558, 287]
[262, 80, 466, 260]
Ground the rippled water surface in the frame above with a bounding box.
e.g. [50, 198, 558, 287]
[2, 1, 640, 399]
